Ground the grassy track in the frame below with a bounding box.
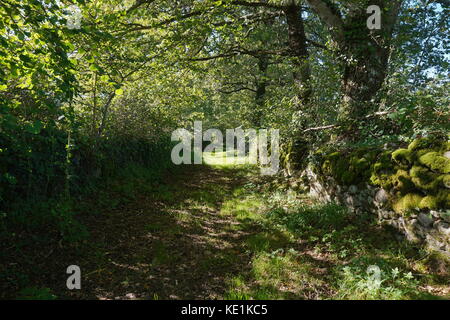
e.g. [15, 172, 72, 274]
[5, 153, 450, 300]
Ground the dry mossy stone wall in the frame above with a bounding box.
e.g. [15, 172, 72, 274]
[300, 136, 450, 257]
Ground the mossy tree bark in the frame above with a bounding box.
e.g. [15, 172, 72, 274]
[282, 2, 312, 167]
[306, 0, 403, 140]
[253, 54, 269, 128]
[284, 2, 312, 110]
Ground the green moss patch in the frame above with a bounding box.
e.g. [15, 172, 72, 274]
[408, 136, 448, 152]
[319, 148, 378, 186]
[314, 136, 449, 212]
[392, 193, 423, 215]
[391, 169, 415, 195]
[392, 148, 413, 167]
[418, 152, 450, 174]
[370, 151, 396, 189]
[409, 166, 443, 192]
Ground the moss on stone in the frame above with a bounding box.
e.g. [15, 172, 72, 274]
[370, 173, 391, 189]
[391, 169, 415, 195]
[419, 196, 435, 210]
[419, 191, 450, 210]
[334, 158, 352, 184]
[326, 151, 341, 160]
[415, 148, 433, 159]
[409, 165, 443, 192]
[314, 138, 449, 212]
[408, 136, 448, 152]
[443, 174, 450, 188]
[418, 152, 450, 173]
[370, 151, 395, 189]
[319, 151, 366, 185]
[392, 148, 412, 167]
[408, 138, 428, 151]
[321, 159, 332, 174]
[441, 190, 450, 209]
[446, 192, 450, 209]
[419, 196, 440, 210]
[392, 193, 423, 215]
[341, 171, 355, 185]
[351, 156, 370, 171]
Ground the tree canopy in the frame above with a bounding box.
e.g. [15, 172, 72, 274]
[0, 0, 448, 301]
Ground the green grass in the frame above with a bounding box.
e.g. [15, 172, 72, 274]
[6, 156, 447, 300]
[220, 189, 264, 222]
[203, 151, 251, 167]
[217, 174, 449, 300]
[245, 231, 292, 252]
[16, 287, 57, 300]
[224, 249, 327, 300]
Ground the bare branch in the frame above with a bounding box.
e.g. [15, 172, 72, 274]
[302, 112, 391, 133]
[303, 124, 337, 133]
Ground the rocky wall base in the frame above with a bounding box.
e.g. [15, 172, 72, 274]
[303, 167, 450, 258]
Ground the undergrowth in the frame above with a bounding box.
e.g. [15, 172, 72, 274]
[223, 176, 449, 300]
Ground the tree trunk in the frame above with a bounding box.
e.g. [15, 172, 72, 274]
[253, 54, 269, 127]
[284, 2, 311, 109]
[306, 0, 402, 139]
[339, 15, 391, 124]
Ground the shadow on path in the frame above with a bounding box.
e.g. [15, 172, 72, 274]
[61, 164, 263, 299]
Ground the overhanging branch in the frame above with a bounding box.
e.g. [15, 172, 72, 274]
[305, 0, 344, 44]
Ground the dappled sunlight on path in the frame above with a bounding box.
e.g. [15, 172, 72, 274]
[45, 160, 449, 300]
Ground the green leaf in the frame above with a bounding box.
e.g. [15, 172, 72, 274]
[89, 64, 100, 72]
[25, 120, 43, 135]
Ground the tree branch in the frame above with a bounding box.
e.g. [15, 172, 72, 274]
[189, 47, 289, 61]
[305, 0, 344, 44]
[218, 87, 257, 94]
[127, 0, 156, 13]
[123, 10, 204, 32]
[303, 124, 337, 133]
[189, 52, 238, 61]
[230, 0, 284, 9]
[306, 38, 329, 50]
[302, 112, 391, 133]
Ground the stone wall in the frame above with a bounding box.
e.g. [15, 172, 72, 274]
[295, 137, 450, 258]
